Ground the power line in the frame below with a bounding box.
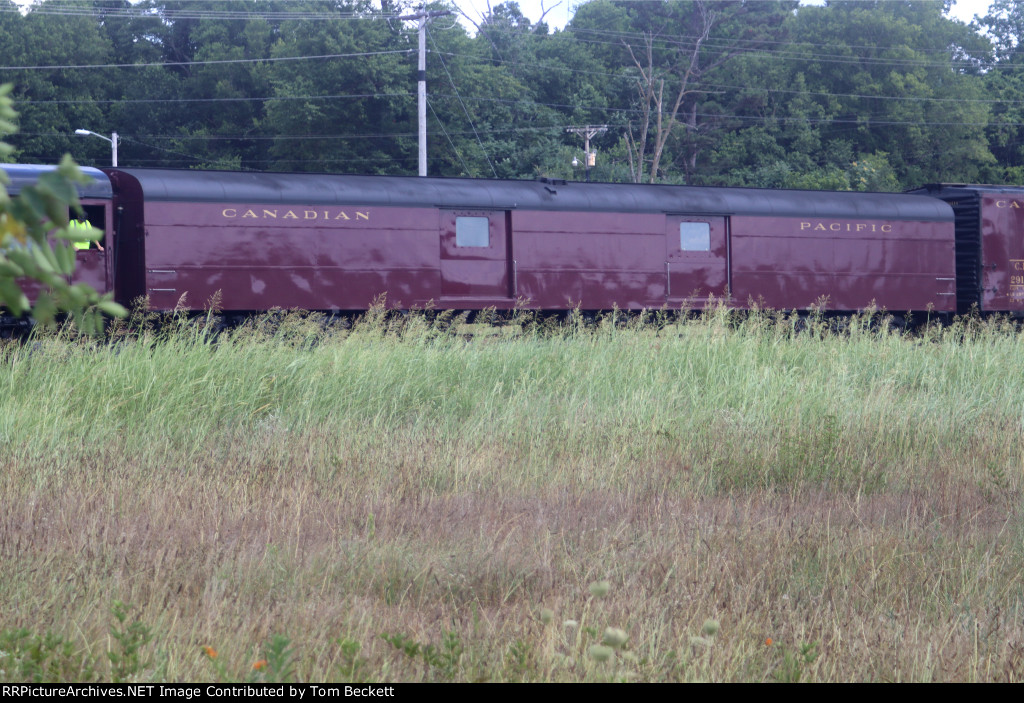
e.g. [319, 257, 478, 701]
[11, 83, 1001, 122]
[0, 6, 994, 76]
[427, 100, 473, 176]
[563, 30, 990, 72]
[429, 50, 1011, 106]
[22, 92, 415, 105]
[13, 125, 583, 142]
[428, 25, 497, 178]
[456, 17, 988, 68]
[564, 24, 977, 57]
[13, 64, 1010, 113]
[3, 39, 1005, 113]
[14, 102, 1016, 153]
[9, 91, 1005, 136]
[0, 49, 411, 71]
[0, 1, 406, 22]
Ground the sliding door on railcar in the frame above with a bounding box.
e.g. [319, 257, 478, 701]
[665, 216, 729, 306]
[440, 210, 513, 301]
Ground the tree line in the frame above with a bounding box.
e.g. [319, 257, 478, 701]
[3, 0, 1024, 191]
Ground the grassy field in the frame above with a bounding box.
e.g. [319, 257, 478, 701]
[1, 307, 1022, 682]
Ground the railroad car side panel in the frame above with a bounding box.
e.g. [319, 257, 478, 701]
[510, 210, 665, 309]
[979, 192, 1024, 313]
[142, 202, 439, 311]
[729, 216, 956, 312]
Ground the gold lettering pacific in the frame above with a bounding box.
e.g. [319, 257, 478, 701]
[222, 208, 370, 221]
[799, 221, 892, 233]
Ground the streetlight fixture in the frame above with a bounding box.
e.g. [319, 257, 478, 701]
[74, 129, 118, 167]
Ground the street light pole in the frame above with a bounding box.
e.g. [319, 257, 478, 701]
[74, 129, 118, 167]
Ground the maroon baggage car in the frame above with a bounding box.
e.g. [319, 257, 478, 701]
[3, 165, 992, 317]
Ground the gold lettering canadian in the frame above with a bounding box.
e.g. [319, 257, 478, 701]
[222, 208, 370, 221]
[799, 222, 893, 232]
[995, 201, 1024, 208]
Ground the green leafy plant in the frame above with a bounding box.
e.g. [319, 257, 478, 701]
[108, 601, 154, 683]
[0, 628, 96, 683]
[254, 634, 296, 683]
[0, 83, 125, 333]
[773, 641, 820, 683]
[337, 638, 371, 683]
[381, 631, 463, 682]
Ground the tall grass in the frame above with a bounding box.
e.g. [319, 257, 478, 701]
[1, 307, 1021, 681]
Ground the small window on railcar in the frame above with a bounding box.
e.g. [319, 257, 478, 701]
[456, 216, 490, 247]
[680, 222, 710, 252]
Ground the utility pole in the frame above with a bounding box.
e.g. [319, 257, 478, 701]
[400, 8, 451, 177]
[566, 125, 607, 182]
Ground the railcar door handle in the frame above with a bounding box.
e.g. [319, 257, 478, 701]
[666, 261, 670, 298]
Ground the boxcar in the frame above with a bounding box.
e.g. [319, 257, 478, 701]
[909, 184, 1024, 315]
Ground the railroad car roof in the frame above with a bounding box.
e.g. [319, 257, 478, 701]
[1, 164, 113, 198]
[110, 168, 954, 222]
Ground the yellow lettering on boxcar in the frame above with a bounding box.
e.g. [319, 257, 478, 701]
[219, 207, 371, 223]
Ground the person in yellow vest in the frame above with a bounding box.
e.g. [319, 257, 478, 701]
[69, 213, 103, 251]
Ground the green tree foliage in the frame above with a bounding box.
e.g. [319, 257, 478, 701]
[427, 2, 567, 178]
[779, 0, 993, 187]
[973, 0, 1024, 183]
[0, 85, 125, 332]
[0, 0, 1017, 189]
[93, 0, 186, 167]
[1, 0, 112, 164]
[568, 0, 795, 183]
[263, 0, 414, 173]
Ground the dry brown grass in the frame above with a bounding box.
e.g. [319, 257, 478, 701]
[2, 428, 1021, 682]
